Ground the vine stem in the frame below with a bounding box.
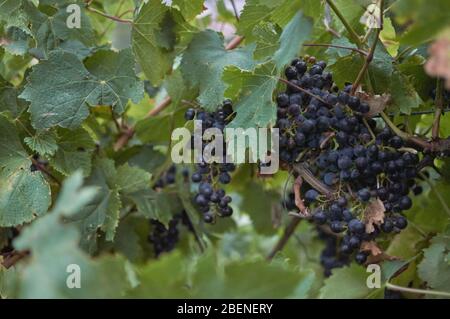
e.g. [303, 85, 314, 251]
[32, 158, 61, 186]
[114, 35, 245, 151]
[267, 164, 334, 260]
[325, 0, 363, 48]
[267, 217, 302, 260]
[1, 251, 28, 269]
[432, 78, 444, 139]
[86, 6, 133, 24]
[303, 43, 368, 56]
[385, 282, 450, 298]
[350, 0, 384, 95]
[278, 78, 330, 105]
[379, 111, 434, 150]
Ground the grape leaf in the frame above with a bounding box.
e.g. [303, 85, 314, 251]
[20, 49, 143, 130]
[273, 11, 312, 71]
[2, 27, 30, 56]
[115, 163, 152, 195]
[418, 233, 450, 291]
[237, 1, 272, 41]
[172, 0, 204, 20]
[0, 115, 51, 227]
[240, 181, 280, 234]
[0, 0, 31, 34]
[0, 75, 24, 116]
[191, 254, 315, 298]
[388, 71, 422, 114]
[24, 130, 58, 156]
[252, 22, 281, 61]
[24, 2, 94, 58]
[135, 107, 186, 144]
[49, 127, 95, 176]
[225, 63, 277, 129]
[12, 172, 130, 298]
[180, 30, 256, 111]
[131, 1, 174, 85]
[72, 158, 121, 244]
[397, 0, 450, 45]
[129, 251, 315, 298]
[128, 190, 182, 227]
[319, 264, 371, 298]
[0, 166, 51, 227]
[84, 49, 144, 115]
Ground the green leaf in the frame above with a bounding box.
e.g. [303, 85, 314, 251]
[396, 0, 450, 45]
[273, 12, 312, 71]
[252, 22, 281, 61]
[0, 115, 51, 227]
[127, 251, 189, 298]
[388, 71, 422, 114]
[180, 30, 256, 111]
[0, 75, 23, 116]
[225, 63, 277, 129]
[131, 1, 174, 85]
[418, 234, 450, 291]
[135, 107, 186, 144]
[49, 127, 95, 176]
[172, 0, 204, 20]
[238, 1, 272, 41]
[319, 264, 371, 298]
[0, 165, 51, 227]
[12, 173, 130, 298]
[0, 114, 28, 169]
[84, 49, 144, 115]
[115, 163, 151, 195]
[386, 226, 425, 259]
[20, 50, 143, 130]
[129, 251, 315, 298]
[51, 170, 97, 217]
[24, 2, 94, 57]
[190, 254, 315, 298]
[73, 158, 121, 243]
[129, 189, 182, 227]
[240, 181, 279, 234]
[24, 130, 58, 156]
[0, 0, 31, 34]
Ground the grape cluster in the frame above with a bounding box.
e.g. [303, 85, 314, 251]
[154, 164, 177, 188]
[184, 100, 236, 223]
[148, 212, 193, 257]
[317, 227, 350, 277]
[277, 57, 424, 264]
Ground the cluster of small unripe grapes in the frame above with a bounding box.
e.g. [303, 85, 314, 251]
[148, 212, 193, 257]
[277, 57, 424, 264]
[184, 100, 235, 224]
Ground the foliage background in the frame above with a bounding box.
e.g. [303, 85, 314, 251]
[0, 0, 449, 298]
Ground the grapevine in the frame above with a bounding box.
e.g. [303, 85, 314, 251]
[0, 0, 449, 300]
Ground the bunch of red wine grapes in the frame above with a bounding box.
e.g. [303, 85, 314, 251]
[278, 57, 424, 265]
[184, 100, 236, 224]
[148, 166, 195, 257]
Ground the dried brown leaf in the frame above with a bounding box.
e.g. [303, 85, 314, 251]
[364, 198, 385, 233]
[361, 241, 383, 256]
[356, 92, 391, 117]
